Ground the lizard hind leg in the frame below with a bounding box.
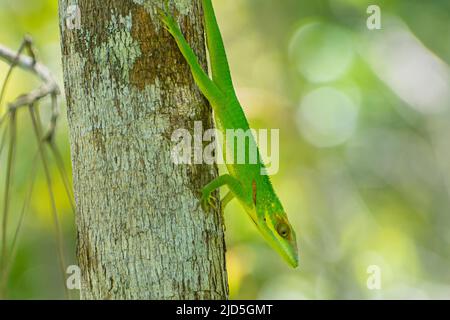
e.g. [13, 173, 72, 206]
[221, 191, 235, 213]
[219, 191, 235, 231]
[199, 174, 243, 214]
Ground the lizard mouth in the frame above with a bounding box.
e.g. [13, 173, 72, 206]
[283, 242, 299, 268]
[257, 219, 299, 268]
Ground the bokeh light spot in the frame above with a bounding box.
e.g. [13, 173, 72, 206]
[363, 18, 450, 114]
[297, 87, 359, 147]
[289, 22, 354, 83]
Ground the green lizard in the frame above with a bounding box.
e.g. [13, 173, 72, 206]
[158, 0, 298, 268]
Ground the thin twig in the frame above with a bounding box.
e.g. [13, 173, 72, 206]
[43, 93, 60, 142]
[1, 111, 16, 274]
[0, 118, 8, 159]
[0, 39, 57, 91]
[0, 40, 60, 112]
[29, 105, 68, 299]
[0, 113, 7, 129]
[0, 37, 68, 298]
[0, 38, 28, 112]
[0, 150, 39, 296]
[48, 141, 76, 214]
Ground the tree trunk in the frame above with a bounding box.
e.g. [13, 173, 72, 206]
[57, 0, 228, 299]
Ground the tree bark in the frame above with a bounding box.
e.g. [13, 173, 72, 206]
[57, 0, 228, 299]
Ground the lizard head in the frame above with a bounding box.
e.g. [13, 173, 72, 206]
[246, 180, 299, 268]
[255, 208, 299, 268]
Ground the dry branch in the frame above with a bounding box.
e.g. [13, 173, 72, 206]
[0, 38, 60, 138]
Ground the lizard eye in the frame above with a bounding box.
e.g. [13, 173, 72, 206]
[276, 222, 290, 239]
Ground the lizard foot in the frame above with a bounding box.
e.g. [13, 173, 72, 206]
[199, 190, 218, 213]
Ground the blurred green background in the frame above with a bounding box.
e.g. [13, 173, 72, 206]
[1, 0, 449, 299]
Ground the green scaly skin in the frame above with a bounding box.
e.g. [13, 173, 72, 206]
[158, 0, 298, 268]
